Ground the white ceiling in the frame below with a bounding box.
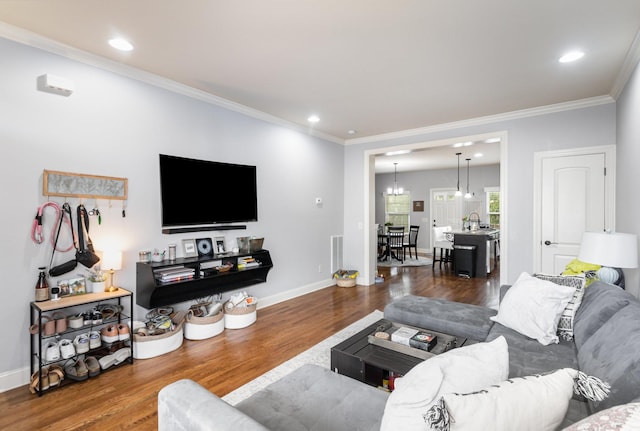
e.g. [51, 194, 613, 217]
[1, 1, 639, 172]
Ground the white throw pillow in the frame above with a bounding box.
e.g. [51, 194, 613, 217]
[426, 368, 578, 431]
[490, 272, 576, 345]
[379, 336, 509, 431]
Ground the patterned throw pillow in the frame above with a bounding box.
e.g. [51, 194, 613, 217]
[533, 273, 586, 341]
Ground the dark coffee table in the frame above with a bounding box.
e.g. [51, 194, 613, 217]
[330, 318, 477, 389]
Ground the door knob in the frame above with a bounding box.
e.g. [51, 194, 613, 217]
[543, 240, 558, 246]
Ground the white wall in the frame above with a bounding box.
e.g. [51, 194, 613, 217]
[616, 61, 640, 297]
[344, 103, 617, 285]
[0, 37, 344, 385]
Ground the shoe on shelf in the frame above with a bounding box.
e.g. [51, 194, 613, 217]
[48, 364, 64, 387]
[85, 356, 101, 377]
[44, 341, 60, 362]
[89, 330, 101, 349]
[99, 347, 131, 370]
[117, 323, 130, 341]
[101, 324, 119, 344]
[64, 358, 88, 381]
[59, 338, 75, 359]
[73, 333, 90, 354]
[29, 368, 49, 394]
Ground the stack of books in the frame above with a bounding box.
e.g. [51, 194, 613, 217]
[154, 266, 195, 283]
[238, 257, 260, 270]
[391, 326, 438, 352]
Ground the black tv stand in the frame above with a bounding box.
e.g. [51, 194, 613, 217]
[135, 249, 272, 309]
[162, 225, 247, 234]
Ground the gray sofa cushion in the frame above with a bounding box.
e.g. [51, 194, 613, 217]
[577, 300, 640, 412]
[486, 323, 578, 377]
[572, 282, 630, 348]
[383, 295, 497, 341]
[236, 364, 389, 431]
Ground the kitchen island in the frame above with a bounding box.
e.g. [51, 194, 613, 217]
[447, 229, 500, 277]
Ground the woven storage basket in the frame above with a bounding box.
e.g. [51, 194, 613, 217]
[184, 310, 225, 340]
[224, 301, 257, 329]
[132, 321, 184, 359]
[336, 278, 356, 287]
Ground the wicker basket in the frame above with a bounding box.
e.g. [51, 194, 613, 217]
[336, 278, 356, 287]
[224, 302, 257, 315]
[184, 310, 224, 340]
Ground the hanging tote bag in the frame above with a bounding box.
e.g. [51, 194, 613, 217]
[76, 204, 100, 268]
[49, 203, 79, 276]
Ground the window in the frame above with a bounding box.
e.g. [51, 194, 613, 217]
[485, 187, 500, 228]
[385, 193, 411, 230]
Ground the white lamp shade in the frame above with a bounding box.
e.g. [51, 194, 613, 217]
[101, 250, 123, 271]
[578, 232, 638, 268]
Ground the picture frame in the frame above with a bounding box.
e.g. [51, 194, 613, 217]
[214, 236, 226, 254]
[182, 239, 198, 257]
[58, 277, 87, 297]
[413, 200, 424, 212]
[196, 237, 214, 256]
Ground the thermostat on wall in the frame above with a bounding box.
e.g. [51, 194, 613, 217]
[37, 74, 74, 97]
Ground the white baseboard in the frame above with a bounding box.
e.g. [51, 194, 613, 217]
[1, 278, 336, 393]
[0, 367, 30, 393]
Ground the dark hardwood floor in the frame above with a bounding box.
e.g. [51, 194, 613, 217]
[1, 259, 500, 431]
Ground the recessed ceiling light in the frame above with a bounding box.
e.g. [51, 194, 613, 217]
[307, 115, 320, 123]
[559, 50, 584, 63]
[484, 138, 500, 144]
[385, 150, 411, 156]
[109, 38, 134, 52]
[347, 129, 357, 135]
[474, 153, 484, 158]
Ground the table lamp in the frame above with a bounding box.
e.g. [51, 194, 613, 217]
[577, 231, 638, 288]
[101, 250, 123, 292]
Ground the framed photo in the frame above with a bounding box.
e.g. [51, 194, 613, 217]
[58, 277, 86, 297]
[413, 200, 424, 212]
[214, 236, 226, 254]
[196, 238, 214, 256]
[182, 239, 198, 257]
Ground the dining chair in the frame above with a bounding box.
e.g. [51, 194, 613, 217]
[432, 226, 453, 268]
[387, 226, 405, 263]
[403, 225, 420, 259]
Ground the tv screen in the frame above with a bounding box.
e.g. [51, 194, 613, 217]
[159, 154, 258, 226]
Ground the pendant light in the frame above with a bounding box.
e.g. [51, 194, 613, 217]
[464, 158, 472, 199]
[455, 153, 462, 197]
[387, 163, 404, 195]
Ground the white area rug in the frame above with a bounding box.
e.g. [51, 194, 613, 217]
[222, 309, 384, 405]
[377, 256, 433, 268]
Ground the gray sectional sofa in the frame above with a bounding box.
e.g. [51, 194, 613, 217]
[158, 281, 640, 430]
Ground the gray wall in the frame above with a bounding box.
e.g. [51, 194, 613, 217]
[375, 164, 500, 251]
[0, 37, 344, 383]
[343, 103, 617, 287]
[616, 61, 640, 296]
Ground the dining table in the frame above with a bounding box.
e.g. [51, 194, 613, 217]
[377, 231, 406, 262]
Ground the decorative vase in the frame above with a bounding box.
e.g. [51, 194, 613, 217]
[89, 281, 105, 293]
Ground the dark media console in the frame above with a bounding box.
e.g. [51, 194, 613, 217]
[135, 249, 272, 309]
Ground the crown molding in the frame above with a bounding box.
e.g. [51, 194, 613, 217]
[0, 22, 343, 145]
[610, 28, 640, 100]
[345, 95, 614, 146]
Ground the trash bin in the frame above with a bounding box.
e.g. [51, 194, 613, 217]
[454, 245, 476, 278]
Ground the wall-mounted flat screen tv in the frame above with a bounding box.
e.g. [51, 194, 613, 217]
[159, 154, 258, 226]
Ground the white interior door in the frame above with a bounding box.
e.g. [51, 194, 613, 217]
[430, 189, 461, 248]
[536, 149, 612, 274]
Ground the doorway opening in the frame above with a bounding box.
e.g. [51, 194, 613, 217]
[364, 131, 508, 286]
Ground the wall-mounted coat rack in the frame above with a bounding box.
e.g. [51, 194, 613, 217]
[43, 170, 128, 200]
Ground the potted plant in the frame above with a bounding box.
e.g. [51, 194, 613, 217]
[86, 267, 107, 293]
[333, 269, 359, 287]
